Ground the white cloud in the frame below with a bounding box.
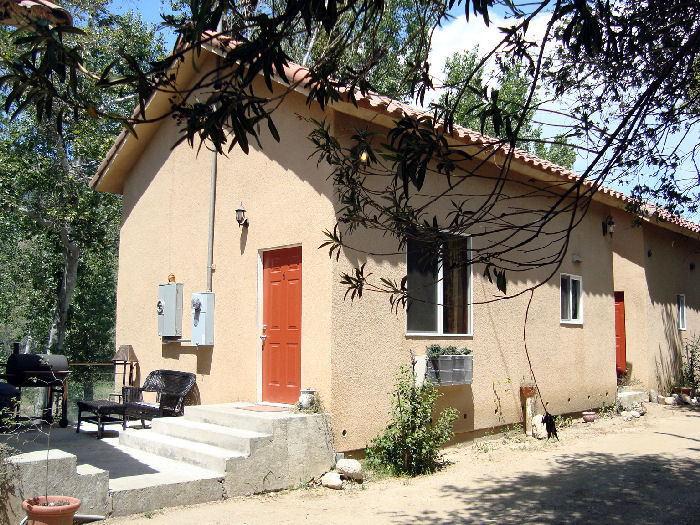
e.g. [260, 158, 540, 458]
[425, 12, 571, 145]
[428, 12, 552, 86]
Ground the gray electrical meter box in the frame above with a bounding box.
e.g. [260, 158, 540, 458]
[157, 283, 183, 337]
[191, 292, 215, 346]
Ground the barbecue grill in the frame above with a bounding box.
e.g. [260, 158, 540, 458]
[0, 352, 70, 427]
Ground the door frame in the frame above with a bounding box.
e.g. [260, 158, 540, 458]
[256, 243, 302, 403]
[614, 291, 626, 376]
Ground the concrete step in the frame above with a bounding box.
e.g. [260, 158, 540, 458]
[106, 433, 226, 516]
[110, 472, 224, 517]
[617, 390, 648, 409]
[183, 404, 281, 434]
[151, 417, 270, 454]
[119, 428, 245, 473]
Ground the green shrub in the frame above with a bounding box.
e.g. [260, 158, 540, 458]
[681, 335, 699, 391]
[0, 441, 17, 525]
[366, 365, 458, 476]
[426, 344, 472, 358]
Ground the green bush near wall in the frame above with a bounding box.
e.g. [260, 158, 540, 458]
[366, 365, 458, 476]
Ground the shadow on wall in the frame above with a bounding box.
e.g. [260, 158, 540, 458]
[184, 382, 201, 406]
[437, 384, 475, 437]
[162, 343, 213, 375]
[240, 225, 248, 254]
[384, 452, 700, 524]
[655, 304, 684, 391]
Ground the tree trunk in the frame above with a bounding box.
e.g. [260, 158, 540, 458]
[35, 242, 79, 419]
[46, 242, 80, 353]
[302, 24, 320, 66]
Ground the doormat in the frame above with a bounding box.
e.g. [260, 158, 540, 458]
[239, 404, 290, 412]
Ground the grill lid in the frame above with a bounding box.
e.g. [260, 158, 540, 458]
[5, 354, 69, 386]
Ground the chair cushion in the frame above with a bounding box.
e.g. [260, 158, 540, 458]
[77, 399, 125, 414]
[129, 401, 159, 410]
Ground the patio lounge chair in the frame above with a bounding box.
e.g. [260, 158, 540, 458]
[122, 369, 196, 428]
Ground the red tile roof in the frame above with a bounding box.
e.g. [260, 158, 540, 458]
[345, 88, 700, 234]
[0, 0, 72, 26]
[94, 32, 700, 236]
[260, 42, 699, 235]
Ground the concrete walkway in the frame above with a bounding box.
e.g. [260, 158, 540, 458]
[3, 403, 334, 519]
[2, 420, 221, 488]
[105, 404, 700, 524]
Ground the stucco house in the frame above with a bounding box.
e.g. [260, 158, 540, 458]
[90, 40, 699, 452]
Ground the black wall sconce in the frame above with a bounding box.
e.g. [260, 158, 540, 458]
[602, 215, 615, 237]
[236, 203, 250, 228]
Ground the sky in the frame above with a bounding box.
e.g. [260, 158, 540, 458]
[418, 8, 698, 220]
[110, 0, 177, 45]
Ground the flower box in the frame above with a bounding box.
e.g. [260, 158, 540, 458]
[426, 355, 473, 386]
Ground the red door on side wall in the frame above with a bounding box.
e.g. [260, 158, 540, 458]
[614, 291, 626, 376]
[262, 247, 302, 404]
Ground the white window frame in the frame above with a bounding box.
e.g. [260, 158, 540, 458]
[678, 294, 686, 330]
[405, 236, 473, 337]
[560, 273, 583, 325]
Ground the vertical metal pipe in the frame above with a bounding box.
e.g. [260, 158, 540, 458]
[206, 53, 221, 293]
[206, 142, 217, 292]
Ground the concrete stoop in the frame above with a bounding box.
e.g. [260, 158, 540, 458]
[5, 404, 334, 519]
[109, 473, 225, 517]
[617, 389, 648, 409]
[7, 449, 110, 517]
[116, 403, 334, 510]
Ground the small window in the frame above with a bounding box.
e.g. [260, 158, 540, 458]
[561, 274, 582, 324]
[678, 294, 686, 330]
[406, 237, 472, 335]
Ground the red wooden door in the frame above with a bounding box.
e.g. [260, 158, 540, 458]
[262, 247, 302, 404]
[614, 291, 626, 375]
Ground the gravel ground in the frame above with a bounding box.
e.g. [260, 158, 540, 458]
[105, 403, 700, 524]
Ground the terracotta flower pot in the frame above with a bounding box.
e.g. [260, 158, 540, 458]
[582, 411, 596, 423]
[22, 495, 81, 525]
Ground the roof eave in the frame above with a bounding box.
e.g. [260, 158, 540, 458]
[91, 35, 700, 237]
[90, 47, 207, 194]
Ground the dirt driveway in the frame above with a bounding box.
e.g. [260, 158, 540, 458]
[105, 404, 700, 524]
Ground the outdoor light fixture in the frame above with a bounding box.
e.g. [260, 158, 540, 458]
[602, 215, 615, 237]
[235, 203, 249, 228]
[358, 143, 369, 163]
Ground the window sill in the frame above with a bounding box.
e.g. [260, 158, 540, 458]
[560, 320, 583, 326]
[407, 332, 473, 338]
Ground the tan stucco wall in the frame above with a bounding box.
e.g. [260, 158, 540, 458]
[111, 55, 699, 453]
[642, 223, 699, 391]
[328, 110, 618, 450]
[116, 61, 337, 408]
[611, 209, 651, 385]
[610, 208, 699, 392]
